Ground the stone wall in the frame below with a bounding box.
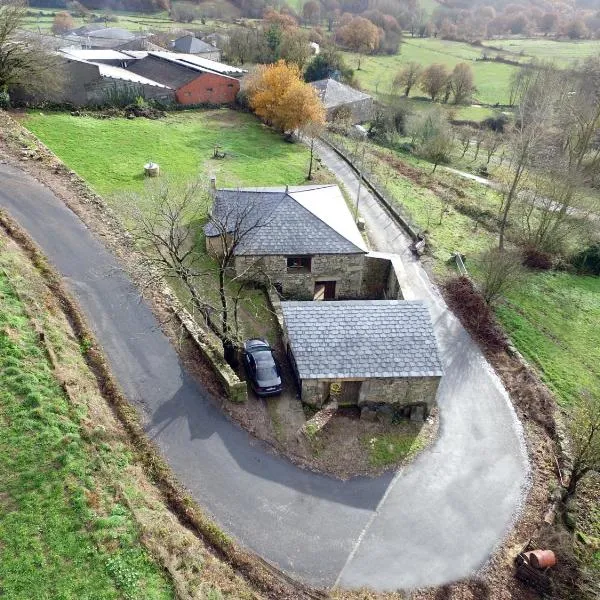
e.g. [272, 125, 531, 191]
[299, 375, 440, 417]
[360, 253, 405, 300]
[233, 253, 365, 300]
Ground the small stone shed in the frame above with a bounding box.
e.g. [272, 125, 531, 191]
[281, 300, 443, 419]
[310, 78, 373, 124]
[172, 35, 221, 61]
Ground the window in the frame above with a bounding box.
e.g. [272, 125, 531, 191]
[206, 87, 213, 92]
[227, 84, 234, 88]
[286, 256, 312, 273]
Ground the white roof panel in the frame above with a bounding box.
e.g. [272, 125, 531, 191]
[289, 185, 367, 252]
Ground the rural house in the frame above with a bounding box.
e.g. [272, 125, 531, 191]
[281, 300, 443, 419]
[61, 25, 151, 50]
[310, 78, 373, 124]
[204, 184, 379, 300]
[172, 35, 221, 61]
[126, 51, 243, 104]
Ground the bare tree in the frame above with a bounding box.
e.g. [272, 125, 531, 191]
[130, 180, 270, 366]
[301, 119, 324, 180]
[419, 63, 449, 102]
[450, 62, 475, 105]
[564, 391, 600, 502]
[0, 0, 64, 96]
[394, 61, 422, 97]
[498, 64, 561, 250]
[477, 247, 523, 305]
[483, 130, 503, 165]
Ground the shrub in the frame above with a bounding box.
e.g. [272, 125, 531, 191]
[523, 247, 553, 270]
[444, 276, 507, 352]
[0, 89, 10, 109]
[570, 243, 600, 275]
[482, 114, 508, 132]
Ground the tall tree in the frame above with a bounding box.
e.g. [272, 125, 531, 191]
[0, 0, 64, 96]
[450, 62, 475, 104]
[394, 61, 422, 97]
[334, 16, 380, 69]
[419, 63, 449, 102]
[247, 60, 325, 135]
[130, 181, 271, 366]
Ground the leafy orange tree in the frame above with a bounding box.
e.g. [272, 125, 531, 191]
[247, 60, 325, 134]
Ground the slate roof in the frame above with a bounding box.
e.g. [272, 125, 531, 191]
[281, 300, 444, 380]
[203, 185, 367, 256]
[310, 78, 372, 109]
[173, 35, 218, 54]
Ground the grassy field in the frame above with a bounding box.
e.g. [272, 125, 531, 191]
[23, 110, 313, 198]
[481, 38, 600, 66]
[345, 38, 518, 106]
[0, 237, 174, 600]
[498, 273, 600, 407]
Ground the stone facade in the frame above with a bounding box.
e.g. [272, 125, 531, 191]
[233, 253, 365, 300]
[298, 375, 440, 417]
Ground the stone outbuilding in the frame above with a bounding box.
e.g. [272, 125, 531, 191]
[281, 300, 443, 419]
[204, 185, 375, 300]
[310, 78, 373, 124]
[172, 35, 221, 61]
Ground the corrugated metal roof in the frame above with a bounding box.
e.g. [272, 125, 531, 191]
[282, 300, 444, 380]
[148, 51, 244, 77]
[95, 62, 172, 88]
[59, 48, 132, 61]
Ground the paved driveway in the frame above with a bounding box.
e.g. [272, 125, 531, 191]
[0, 157, 529, 592]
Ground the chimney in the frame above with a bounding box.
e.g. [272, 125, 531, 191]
[209, 175, 217, 194]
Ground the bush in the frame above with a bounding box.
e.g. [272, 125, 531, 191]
[570, 243, 600, 275]
[0, 89, 10, 109]
[523, 247, 553, 270]
[482, 114, 508, 132]
[444, 276, 507, 352]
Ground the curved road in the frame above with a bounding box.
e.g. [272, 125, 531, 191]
[0, 157, 529, 592]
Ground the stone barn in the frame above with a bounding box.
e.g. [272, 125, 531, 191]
[310, 78, 373, 124]
[281, 300, 443, 420]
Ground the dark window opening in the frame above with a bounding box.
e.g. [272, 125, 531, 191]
[287, 256, 312, 273]
[206, 87, 213, 92]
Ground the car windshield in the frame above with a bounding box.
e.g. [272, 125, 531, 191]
[257, 365, 278, 380]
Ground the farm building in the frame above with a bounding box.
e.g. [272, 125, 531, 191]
[53, 51, 174, 106]
[60, 25, 151, 50]
[281, 300, 443, 419]
[172, 35, 221, 61]
[310, 78, 373, 124]
[126, 51, 243, 104]
[204, 184, 405, 301]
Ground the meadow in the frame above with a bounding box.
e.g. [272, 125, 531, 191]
[23, 109, 313, 198]
[0, 237, 174, 600]
[344, 38, 518, 105]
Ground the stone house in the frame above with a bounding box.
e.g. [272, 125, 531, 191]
[204, 185, 375, 300]
[172, 35, 222, 61]
[310, 78, 373, 124]
[281, 300, 443, 419]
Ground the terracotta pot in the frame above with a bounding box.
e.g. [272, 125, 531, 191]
[528, 549, 557, 569]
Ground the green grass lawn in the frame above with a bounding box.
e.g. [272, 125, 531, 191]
[497, 272, 600, 407]
[0, 243, 174, 600]
[481, 38, 600, 67]
[345, 38, 517, 106]
[23, 109, 314, 199]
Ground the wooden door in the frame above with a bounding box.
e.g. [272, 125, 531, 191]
[314, 281, 336, 301]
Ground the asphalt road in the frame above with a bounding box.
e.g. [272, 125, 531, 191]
[0, 157, 529, 592]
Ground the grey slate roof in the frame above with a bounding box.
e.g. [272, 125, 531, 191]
[310, 78, 372, 110]
[203, 186, 366, 256]
[173, 35, 217, 54]
[281, 300, 443, 379]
